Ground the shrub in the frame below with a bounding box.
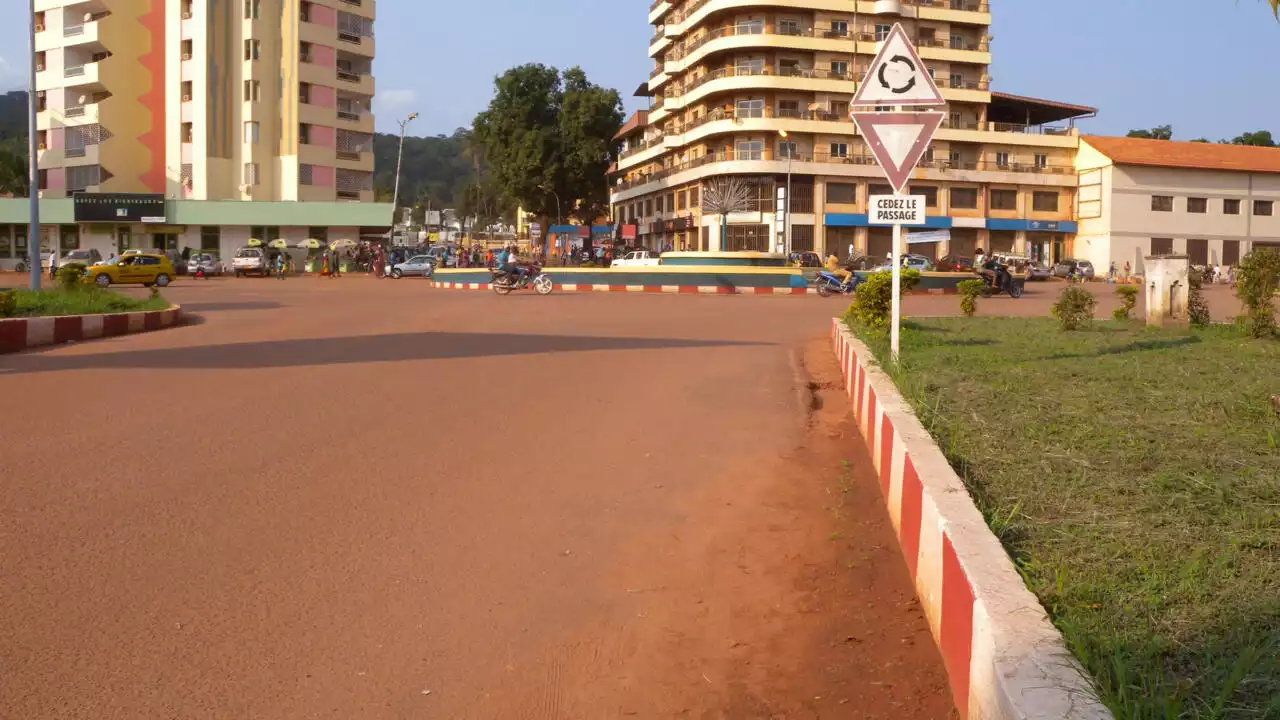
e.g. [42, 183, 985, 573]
[1235, 248, 1280, 338]
[1051, 285, 1097, 331]
[844, 269, 921, 331]
[0, 289, 14, 318]
[957, 279, 984, 317]
[1186, 269, 1211, 328]
[1113, 284, 1139, 321]
[55, 263, 87, 291]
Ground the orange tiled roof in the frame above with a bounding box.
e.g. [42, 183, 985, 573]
[1082, 135, 1280, 174]
[613, 110, 649, 141]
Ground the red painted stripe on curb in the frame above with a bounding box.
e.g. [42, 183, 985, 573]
[643, 285, 662, 293]
[941, 533, 976, 719]
[609, 285, 627, 292]
[866, 391, 878, 454]
[0, 319, 26, 352]
[103, 314, 129, 337]
[143, 311, 162, 331]
[900, 455, 924, 579]
[854, 363, 863, 415]
[715, 286, 734, 294]
[791, 287, 808, 294]
[879, 417, 895, 498]
[677, 286, 698, 294]
[54, 316, 83, 343]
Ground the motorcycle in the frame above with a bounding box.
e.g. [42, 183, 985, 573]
[814, 270, 860, 297]
[491, 263, 554, 296]
[979, 264, 1025, 299]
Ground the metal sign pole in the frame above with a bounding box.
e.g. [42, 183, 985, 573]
[891, 222, 902, 363]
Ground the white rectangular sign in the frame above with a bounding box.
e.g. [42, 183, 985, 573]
[868, 195, 926, 226]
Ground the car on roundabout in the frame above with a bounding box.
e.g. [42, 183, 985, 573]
[390, 254, 435, 278]
[82, 253, 177, 288]
[188, 253, 222, 276]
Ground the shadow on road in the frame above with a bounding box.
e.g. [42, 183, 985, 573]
[179, 301, 284, 313]
[1, 331, 766, 374]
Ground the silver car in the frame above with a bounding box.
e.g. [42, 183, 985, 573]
[391, 255, 435, 278]
[189, 253, 222, 276]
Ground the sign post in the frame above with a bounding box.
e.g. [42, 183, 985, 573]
[849, 23, 945, 363]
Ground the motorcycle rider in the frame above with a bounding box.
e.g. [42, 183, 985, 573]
[506, 246, 529, 287]
[825, 252, 853, 287]
[974, 247, 998, 288]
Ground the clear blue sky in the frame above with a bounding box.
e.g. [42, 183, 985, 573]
[1, 1, 1275, 141]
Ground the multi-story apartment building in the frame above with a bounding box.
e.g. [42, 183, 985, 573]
[32, 0, 376, 204]
[613, 0, 1094, 264]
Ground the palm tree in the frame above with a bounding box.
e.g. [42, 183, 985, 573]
[702, 177, 754, 251]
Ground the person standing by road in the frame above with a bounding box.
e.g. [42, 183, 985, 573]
[275, 252, 287, 280]
[49, 250, 58, 281]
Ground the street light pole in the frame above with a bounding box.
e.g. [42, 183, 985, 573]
[778, 130, 793, 256]
[390, 112, 418, 226]
[27, 0, 41, 290]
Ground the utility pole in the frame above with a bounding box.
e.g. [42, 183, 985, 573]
[390, 112, 418, 228]
[27, 0, 41, 290]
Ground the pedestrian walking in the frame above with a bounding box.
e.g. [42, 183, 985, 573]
[49, 251, 58, 281]
[275, 252, 287, 280]
[1123, 261, 1131, 283]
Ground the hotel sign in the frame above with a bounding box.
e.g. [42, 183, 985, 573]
[73, 193, 166, 223]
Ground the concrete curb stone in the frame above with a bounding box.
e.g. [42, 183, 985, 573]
[0, 305, 183, 355]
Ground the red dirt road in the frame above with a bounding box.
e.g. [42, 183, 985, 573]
[1, 278, 953, 719]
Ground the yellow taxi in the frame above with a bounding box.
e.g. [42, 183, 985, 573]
[83, 253, 177, 288]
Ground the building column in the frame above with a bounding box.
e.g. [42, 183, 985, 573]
[707, 217, 723, 252]
[855, 226, 869, 255]
[1014, 230, 1028, 256]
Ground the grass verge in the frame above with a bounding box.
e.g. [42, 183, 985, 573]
[850, 316, 1280, 720]
[4, 288, 170, 318]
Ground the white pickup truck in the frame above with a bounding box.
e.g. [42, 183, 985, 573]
[611, 250, 661, 268]
[232, 246, 270, 277]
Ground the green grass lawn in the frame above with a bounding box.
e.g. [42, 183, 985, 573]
[852, 317, 1280, 720]
[3, 288, 170, 318]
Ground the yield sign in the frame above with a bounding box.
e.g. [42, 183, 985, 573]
[851, 23, 945, 107]
[851, 111, 944, 194]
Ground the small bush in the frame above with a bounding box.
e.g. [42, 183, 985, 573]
[1113, 284, 1139, 321]
[1235, 248, 1280, 338]
[844, 269, 922, 331]
[0, 289, 14, 318]
[1186, 270, 1211, 327]
[55, 263, 87, 291]
[957, 279, 985, 317]
[149, 286, 162, 301]
[1051, 285, 1097, 331]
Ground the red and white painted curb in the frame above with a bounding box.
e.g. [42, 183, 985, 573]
[831, 319, 1110, 720]
[0, 306, 183, 354]
[431, 281, 818, 295]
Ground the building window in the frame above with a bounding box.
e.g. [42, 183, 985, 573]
[994, 152, 1010, 168]
[1033, 191, 1059, 212]
[790, 224, 815, 252]
[826, 183, 856, 204]
[990, 189, 1017, 211]
[243, 162, 260, 186]
[299, 82, 311, 104]
[299, 123, 312, 144]
[922, 146, 934, 164]
[735, 140, 762, 161]
[724, 224, 771, 252]
[949, 72, 963, 89]
[299, 164, 314, 185]
[244, 0, 260, 19]
[299, 41, 313, 63]
[779, 19, 801, 36]
[830, 60, 848, 78]
[1187, 197, 1207, 213]
[1187, 239, 1209, 266]
[829, 20, 848, 37]
[181, 39, 193, 60]
[300, 1, 312, 22]
[35, 51, 45, 73]
[677, 191, 687, 211]
[735, 99, 764, 118]
[778, 141, 798, 159]
[829, 142, 848, 159]
[911, 186, 938, 208]
[1151, 237, 1174, 255]
[951, 187, 979, 209]
[868, 184, 893, 197]
[1224, 198, 1241, 215]
[181, 80, 193, 101]
[1223, 240, 1241, 266]
[181, 122, 193, 143]
[244, 39, 260, 61]
[244, 79, 260, 102]
[1254, 200, 1274, 216]
[1034, 154, 1047, 169]
[1151, 195, 1174, 212]
[182, 0, 193, 18]
[200, 226, 220, 253]
[689, 185, 699, 207]
[874, 24, 891, 40]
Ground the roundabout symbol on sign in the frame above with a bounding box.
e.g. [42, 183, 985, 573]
[877, 55, 918, 95]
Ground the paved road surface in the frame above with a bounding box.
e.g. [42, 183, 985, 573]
[1, 278, 955, 719]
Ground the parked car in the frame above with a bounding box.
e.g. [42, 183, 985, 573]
[874, 254, 934, 273]
[60, 248, 103, 267]
[787, 251, 823, 268]
[390, 255, 435, 278]
[1052, 258, 1096, 280]
[613, 250, 663, 268]
[935, 255, 974, 272]
[845, 254, 883, 271]
[232, 246, 271, 277]
[189, 253, 222, 276]
[83, 253, 176, 288]
[1027, 262, 1053, 281]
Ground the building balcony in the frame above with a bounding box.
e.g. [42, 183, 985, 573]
[334, 68, 374, 96]
[334, 0, 375, 22]
[335, 150, 373, 171]
[648, 0, 672, 25]
[61, 11, 110, 47]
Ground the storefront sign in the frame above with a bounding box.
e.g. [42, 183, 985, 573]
[73, 193, 166, 223]
[1028, 221, 1063, 231]
[621, 224, 637, 240]
[907, 229, 950, 245]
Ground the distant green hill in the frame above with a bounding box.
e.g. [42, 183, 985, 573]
[1, 91, 27, 150]
[371, 127, 474, 211]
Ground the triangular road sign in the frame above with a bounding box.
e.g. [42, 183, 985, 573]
[851, 111, 944, 194]
[851, 23, 945, 107]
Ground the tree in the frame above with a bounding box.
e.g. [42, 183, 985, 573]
[1227, 130, 1277, 147]
[1190, 138, 1211, 143]
[471, 64, 624, 246]
[702, 177, 753, 249]
[1126, 125, 1173, 141]
[0, 144, 28, 197]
